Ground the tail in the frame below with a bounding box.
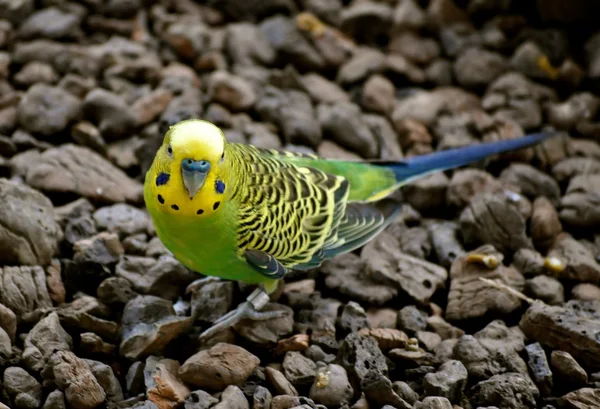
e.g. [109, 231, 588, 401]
[384, 132, 557, 184]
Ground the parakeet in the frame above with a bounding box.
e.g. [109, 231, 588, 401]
[144, 119, 555, 339]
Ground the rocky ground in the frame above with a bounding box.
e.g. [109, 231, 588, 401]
[1, 0, 600, 408]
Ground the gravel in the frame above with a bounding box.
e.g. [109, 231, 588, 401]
[1, 1, 600, 408]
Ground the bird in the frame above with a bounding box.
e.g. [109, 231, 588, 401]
[143, 118, 556, 340]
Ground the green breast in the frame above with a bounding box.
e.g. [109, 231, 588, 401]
[147, 199, 265, 284]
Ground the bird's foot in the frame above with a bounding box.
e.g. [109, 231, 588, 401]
[185, 276, 222, 295]
[198, 287, 286, 341]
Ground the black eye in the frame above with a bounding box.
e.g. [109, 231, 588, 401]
[167, 145, 173, 156]
[221, 152, 224, 160]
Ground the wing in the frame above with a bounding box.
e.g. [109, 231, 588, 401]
[231, 144, 349, 269]
[229, 145, 401, 274]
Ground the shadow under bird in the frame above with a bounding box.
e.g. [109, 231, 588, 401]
[144, 119, 557, 340]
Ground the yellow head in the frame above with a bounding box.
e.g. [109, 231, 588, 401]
[145, 119, 230, 218]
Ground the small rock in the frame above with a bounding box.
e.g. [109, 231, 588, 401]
[416, 397, 453, 409]
[0, 265, 53, 323]
[309, 364, 353, 407]
[551, 350, 588, 387]
[397, 305, 427, 335]
[530, 197, 562, 250]
[94, 204, 149, 236]
[459, 193, 533, 256]
[120, 296, 193, 360]
[393, 31, 440, 65]
[131, 88, 173, 127]
[340, 1, 392, 45]
[362, 231, 447, 304]
[510, 40, 558, 80]
[265, 366, 298, 396]
[42, 390, 66, 409]
[402, 172, 449, 212]
[393, 381, 419, 405]
[318, 101, 379, 158]
[14, 61, 59, 86]
[558, 388, 600, 409]
[97, 277, 137, 305]
[0, 0, 34, 24]
[260, 15, 325, 71]
[0, 303, 16, 344]
[338, 333, 388, 386]
[283, 351, 317, 387]
[560, 174, 600, 229]
[520, 302, 600, 371]
[423, 360, 468, 403]
[57, 295, 118, 340]
[19, 144, 143, 204]
[417, 331, 442, 352]
[525, 276, 564, 306]
[22, 312, 72, 372]
[207, 71, 257, 112]
[482, 72, 556, 130]
[547, 234, 600, 283]
[0, 178, 61, 266]
[337, 48, 386, 85]
[233, 303, 294, 345]
[4, 366, 43, 409]
[71, 121, 106, 155]
[83, 88, 137, 140]
[44, 351, 106, 409]
[426, 0, 470, 31]
[427, 316, 465, 340]
[360, 370, 412, 409]
[339, 301, 369, 335]
[322, 253, 398, 306]
[116, 255, 195, 301]
[546, 92, 600, 131]
[85, 359, 123, 403]
[301, 73, 349, 104]
[65, 232, 123, 293]
[18, 6, 82, 40]
[226, 23, 276, 66]
[470, 372, 539, 409]
[179, 343, 260, 391]
[571, 283, 600, 301]
[361, 74, 396, 115]
[553, 157, 600, 185]
[213, 385, 248, 409]
[80, 332, 116, 356]
[255, 86, 322, 147]
[367, 308, 397, 330]
[524, 342, 553, 397]
[189, 280, 233, 323]
[499, 164, 561, 205]
[446, 245, 525, 322]
[184, 389, 218, 409]
[358, 328, 408, 352]
[145, 356, 190, 409]
[17, 83, 81, 137]
[427, 221, 465, 269]
[446, 169, 506, 209]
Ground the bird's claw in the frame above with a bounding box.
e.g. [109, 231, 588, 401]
[198, 287, 284, 341]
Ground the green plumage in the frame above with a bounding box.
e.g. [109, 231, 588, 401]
[144, 120, 554, 294]
[225, 144, 400, 272]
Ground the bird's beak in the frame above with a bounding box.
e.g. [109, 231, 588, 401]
[181, 159, 211, 199]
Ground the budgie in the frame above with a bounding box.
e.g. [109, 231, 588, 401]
[144, 119, 555, 340]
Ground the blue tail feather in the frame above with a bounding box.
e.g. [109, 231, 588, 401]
[385, 132, 557, 184]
